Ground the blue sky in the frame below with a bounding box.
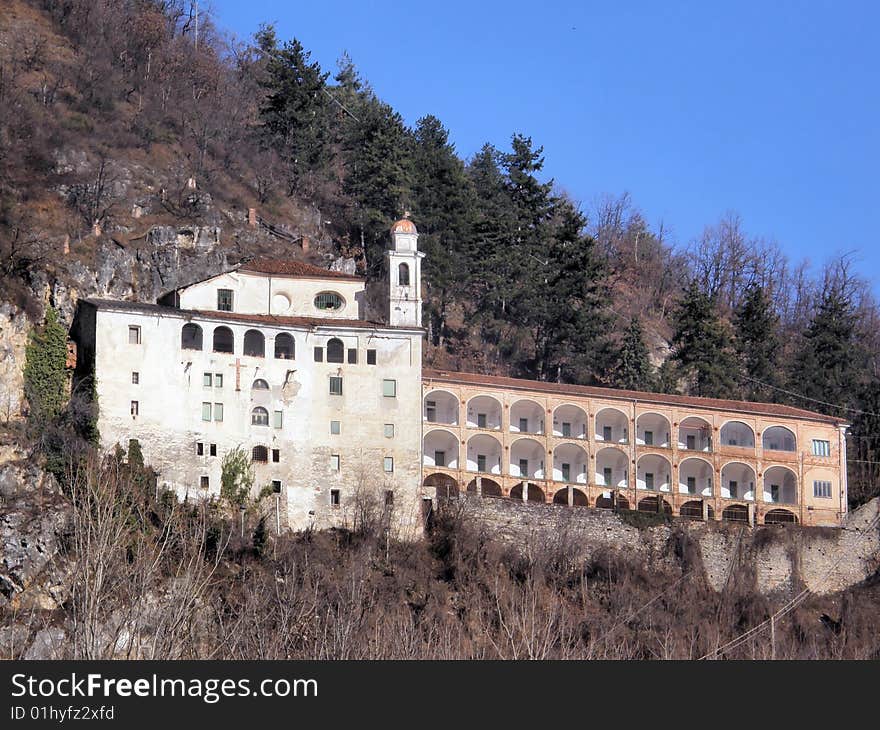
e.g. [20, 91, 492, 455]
[211, 0, 879, 295]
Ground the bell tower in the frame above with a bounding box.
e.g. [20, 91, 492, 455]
[387, 214, 424, 327]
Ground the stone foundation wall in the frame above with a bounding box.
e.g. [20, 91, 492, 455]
[447, 495, 880, 595]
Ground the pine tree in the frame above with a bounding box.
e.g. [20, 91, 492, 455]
[411, 115, 475, 346]
[256, 26, 332, 199]
[733, 283, 780, 401]
[788, 275, 867, 414]
[340, 97, 414, 272]
[608, 317, 657, 391]
[670, 280, 736, 398]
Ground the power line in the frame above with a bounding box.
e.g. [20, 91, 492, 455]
[737, 374, 880, 418]
[700, 509, 880, 659]
[322, 87, 360, 123]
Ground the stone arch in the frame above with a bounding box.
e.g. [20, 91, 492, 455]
[595, 492, 629, 510]
[552, 403, 588, 439]
[181, 323, 203, 350]
[466, 394, 503, 430]
[398, 262, 410, 286]
[636, 454, 672, 492]
[510, 398, 544, 435]
[509, 437, 546, 479]
[762, 425, 796, 453]
[678, 456, 714, 497]
[243, 329, 265, 357]
[423, 428, 459, 469]
[722, 504, 749, 523]
[595, 407, 629, 444]
[637, 495, 672, 514]
[636, 411, 671, 447]
[423, 473, 459, 500]
[763, 465, 798, 505]
[679, 500, 705, 519]
[720, 420, 755, 448]
[466, 477, 502, 497]
[595, 446, 628, 488]
[510, 482, 545, 503]
[764, 508, 798, 525]
[552, 442, 588, 484]
[465, 434, 503, 474]
[424, 389, 459, 425]
[678, 416, 712, 451]
[553, 487, 589, 506]
[721, 461, 756, 500]
[212, 326, 234, 353]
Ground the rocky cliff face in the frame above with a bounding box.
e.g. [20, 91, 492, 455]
[0, 441, 73, 616]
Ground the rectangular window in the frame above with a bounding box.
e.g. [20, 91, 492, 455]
[814, 480, 832, 498]
[384, 423, 395, 438]
[686, 434, 696, 450]
[331, 420, 341, 435]
[128, 325, 141, 344]
[603, 425, 612, 442]
[519, 458, 528, 477]
[435, 450, 446, 467]
[196, 442, 204, 456]
[215, 373, 223, 388]
[477, 413, 487, 429]
[209, 443, 217, 457]
[603, 467, 613, 486]
[561, 463, 571, 482]
[347, 348, 357, 364]
[129, 400, 138, 417]
[329, 376, 343, 395]
[217, 289, 233, 312]
[314, 346, 324, 362]
[200, 476, 209, 489]
[272, 448, 280, 463]
[203, 372, 212, 387]
[330, 489, 340, 506]
[644, 430, 653, 446]
[519, 417, 528, 433]
[770, 484, 780, 503]
[131, 372, 139, 384]
[273, 410, 283, 429]
[687, 476, 696, 494]
[384, 456, 394, 473]
[385, 490, 394, 506]
[367, 349, 377, 365]
[426, 400, 436, 422]
[330, 454, 340, 471]
[477, 454, 487, 472]
[272, 480, 282, 493]
[729, 480, 738, 499]
[645, 472, 654, 489]
[202, 402, 212, 421]
[561, 422, 571, 438]
[382, 379, 397, 397]
[812, 440, 831, 457]
[214, 403, 223, 422]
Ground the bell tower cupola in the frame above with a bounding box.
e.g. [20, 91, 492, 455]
[387, 214, 424, 327]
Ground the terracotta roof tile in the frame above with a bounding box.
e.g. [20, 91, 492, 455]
[238, 258, 363, 281]
[82, 299, 422, 331]
[423, 368, 846, 425]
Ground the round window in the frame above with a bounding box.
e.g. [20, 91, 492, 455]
[314, 292, 344, 311]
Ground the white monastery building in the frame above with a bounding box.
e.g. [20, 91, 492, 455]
[72, 218, 849, 533]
